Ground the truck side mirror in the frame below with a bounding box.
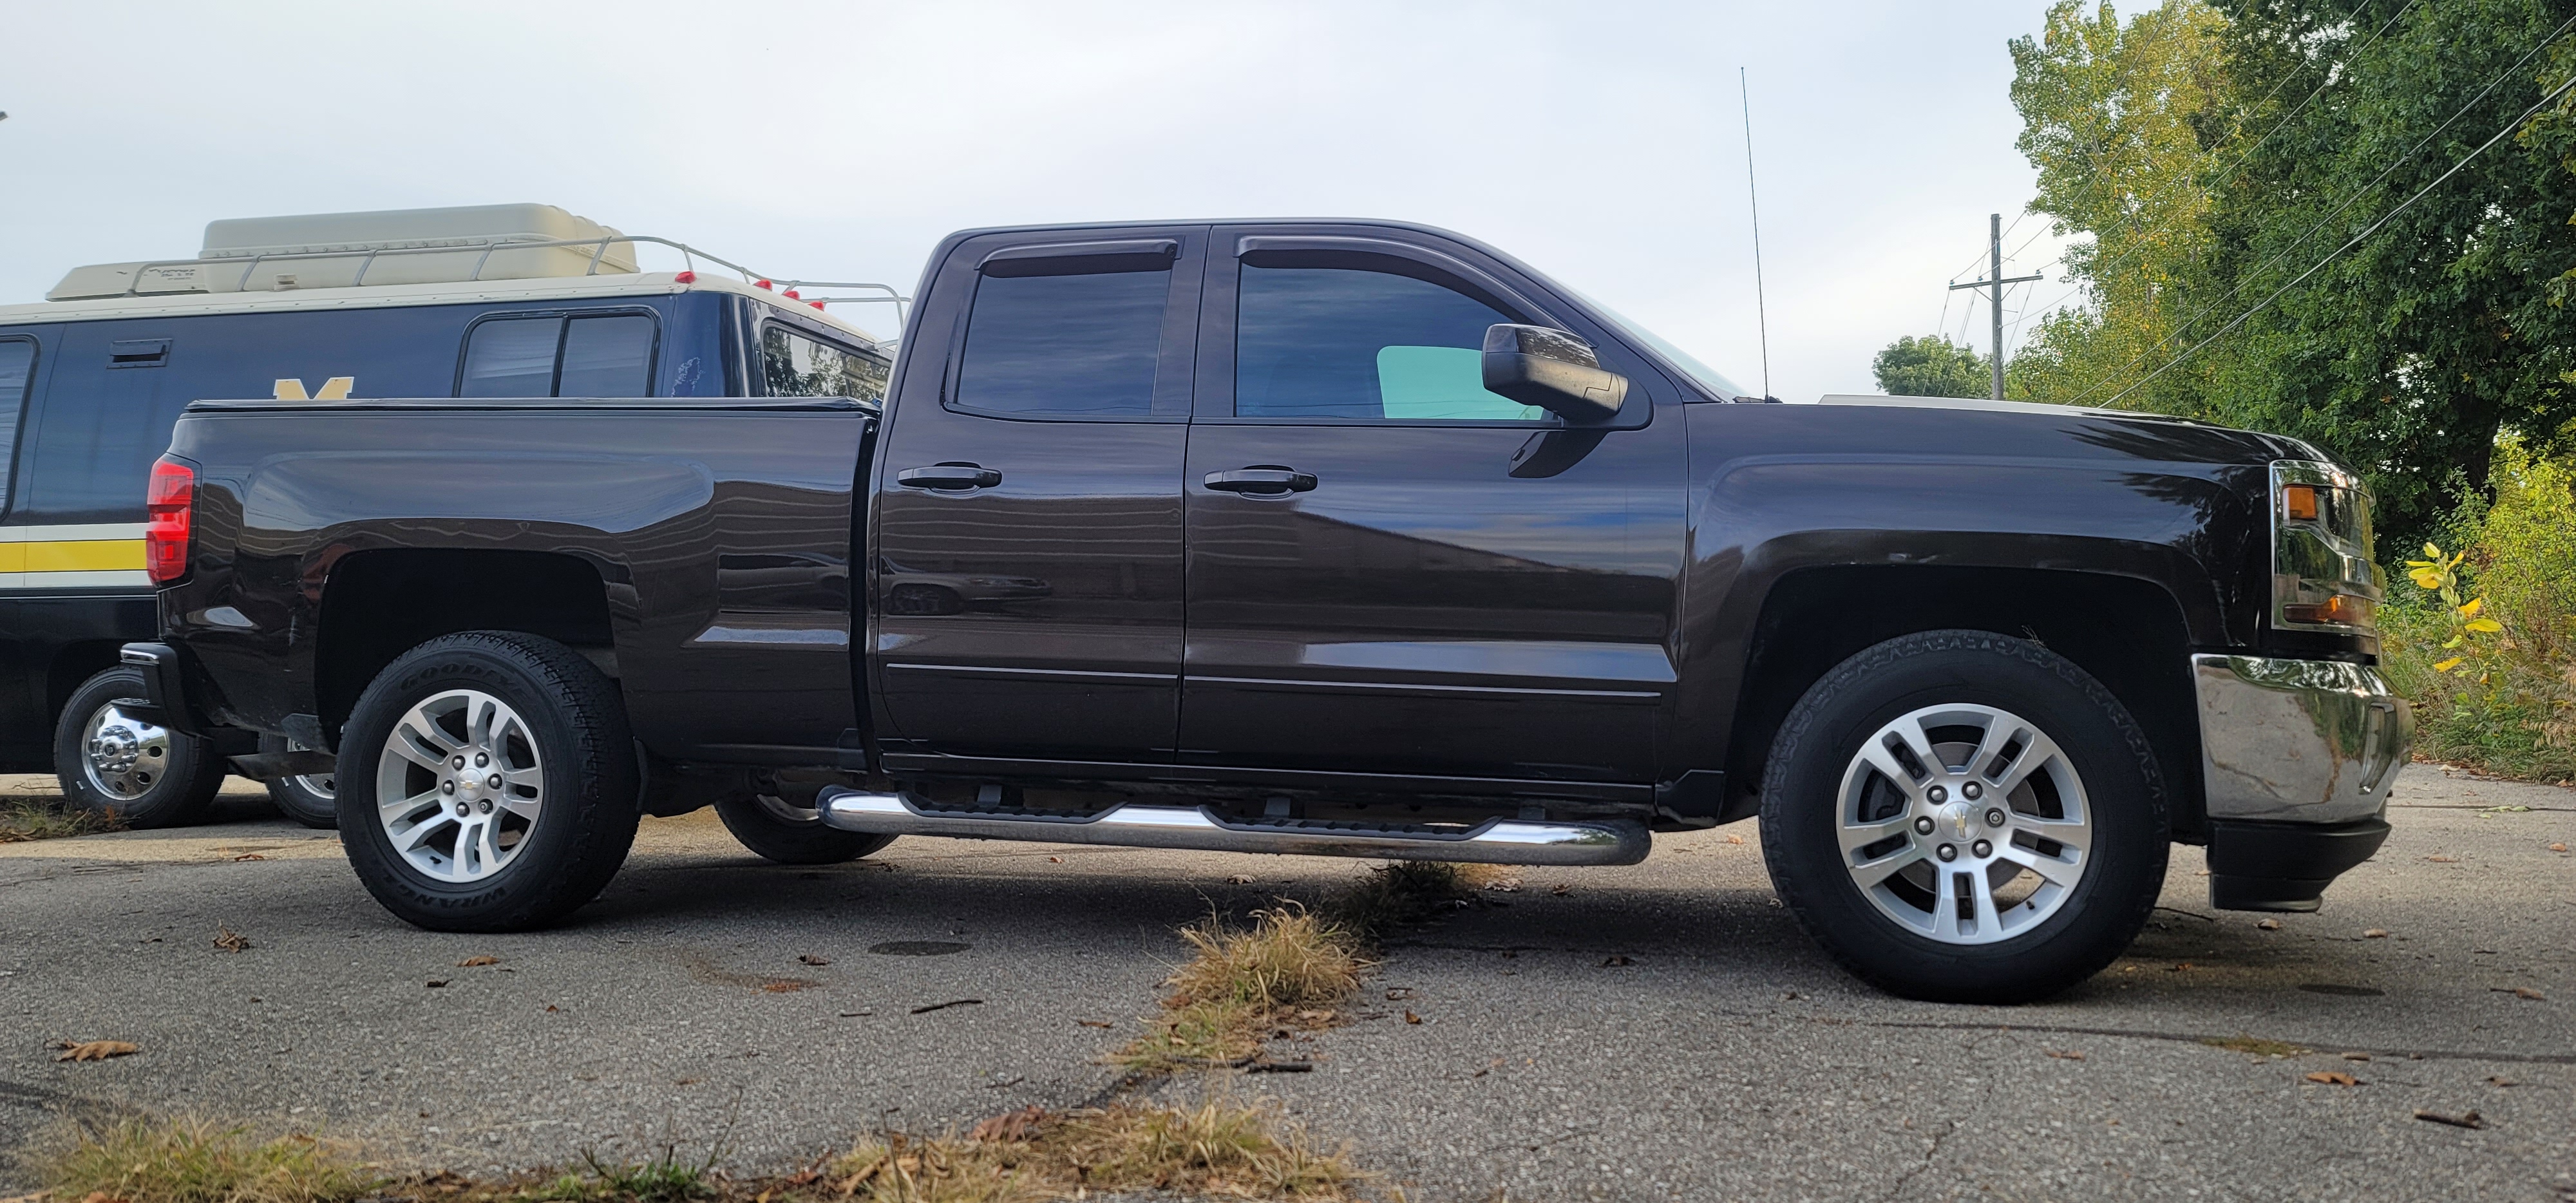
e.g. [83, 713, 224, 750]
[1481, 324, 1628, 424]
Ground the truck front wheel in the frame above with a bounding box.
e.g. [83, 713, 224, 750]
[338, 632, 640, 932]
[1759, 630, 2167, 1004]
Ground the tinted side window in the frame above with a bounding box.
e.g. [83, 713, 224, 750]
[459, 317, 560, 397]
[762, 326, 889, 403]
[558, 314, 655, 396]
[0, 339, 32, 513]
[1235, 265, 1541, 422]
[954, 268, 1167, 418]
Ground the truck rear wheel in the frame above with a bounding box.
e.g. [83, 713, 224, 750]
[338, 631, 639, 932]
[714, 786, 895, 865]
[53, 666, 226, 829]
[260, 732, 339, 829]
[1759, 630, 2166, 1004]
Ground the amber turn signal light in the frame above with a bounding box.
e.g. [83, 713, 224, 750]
[2282, 483, 2319, 522]
[2283, 594, 2373, 627]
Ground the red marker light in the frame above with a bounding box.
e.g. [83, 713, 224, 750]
[753, 279, 773, 290]
[782, 289, 801, 299]
[146, 455, 196, 585]
[810, 301, 826, 310]
[673, 270, 696, 283]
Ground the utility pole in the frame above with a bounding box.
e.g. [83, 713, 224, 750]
[1949, 213, 2042, 400]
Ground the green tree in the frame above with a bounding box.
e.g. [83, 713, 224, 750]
[1873, 335, 1994, 397]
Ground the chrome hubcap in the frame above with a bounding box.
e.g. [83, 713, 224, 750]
[82, 703, 172, 800]
[1837, 703, 2092, 945]
[374, 689, 544, 882]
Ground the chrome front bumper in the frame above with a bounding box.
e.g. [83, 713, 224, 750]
[2192, 654, 2412, 825]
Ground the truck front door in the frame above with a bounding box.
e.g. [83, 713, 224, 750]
[1179, 231, 1685, 786]
[870, 229, 1204, 765]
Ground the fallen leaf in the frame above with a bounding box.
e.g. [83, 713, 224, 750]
[1725, 834, 1746, 845]
[1384, 987, 1416, 1001]
[797, 954, 830, 966]
[213, 929, 251, 953]
[1046, 856, 1063, 864]
[2426, 855, 2457, 863]
[1295, 1009, 1333, 1023]
[969, 1105, 1048, 1144]
[2412, 1108, 2483, 1130]
[1224, 875, 1253, 884]
[231, 853, 267, 862]
[1602, 955, 1633, 967]
[1075, 1019, 1112, 1028]
[2340, 1052, 2371, 1062]
[674, 1077, 703, 1086]
[1403, 1010, 1423, 1025]
[2046, 1049, 2084, 1061]
[457, 956, 499, 967]
[2490, 986, 2546, 1001]
[1550, 884, 1572, 896]
[2487, 1076, 2517, 1087]
[2549, 843, 2568, 853]
[2257, 919, 2282, 931]
[52, 1040, 138, 1063]
[424, 980, 448, 989]
[2304, 1071, 2358, 1086]
[544, 1005, 560, 1012]
[2363, 929, 2391, 939]
[2169, 962, 2195, 972]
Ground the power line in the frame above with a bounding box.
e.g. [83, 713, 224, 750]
[2092, 57, 2576, 410]
[2015, 0, 2413, 332]
[2063, 12, 2576, 406]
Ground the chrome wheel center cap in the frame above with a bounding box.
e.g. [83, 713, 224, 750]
[91, 728, 142, 773]
[1937, 800, 1976, 840]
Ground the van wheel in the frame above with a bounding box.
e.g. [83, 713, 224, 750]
[260, 733, 338, 829]
[714, 786, 895, 865]
[339, 632, 639, 932]
[1759, 630, 2166, 1004]
[53, 667, 225, 829]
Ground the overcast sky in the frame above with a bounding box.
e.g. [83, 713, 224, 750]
[0, 1, 2075, 401]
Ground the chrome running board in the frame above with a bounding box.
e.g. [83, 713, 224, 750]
[816, 789, 1649, 866]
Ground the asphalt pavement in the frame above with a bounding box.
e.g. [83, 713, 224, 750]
[2, 764, 2570, 1202]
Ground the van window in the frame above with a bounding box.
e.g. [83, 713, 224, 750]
[0, 339, 33, 513]
[459, 312, 658, 397]
[558, 315, 655, 396]
[459, 318, 560, 397]
[761, 326, 887, 403]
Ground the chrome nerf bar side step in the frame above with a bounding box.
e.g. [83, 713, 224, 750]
[817, 789, 1649, 866]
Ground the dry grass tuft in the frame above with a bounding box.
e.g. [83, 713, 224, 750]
[44, 1118, 379, 1203]
[827, 1099, 1355, 1202]
[1121, 906, 1365, 1072]
[0, 796, 124, 844]
[1334, 860, 1512, 935]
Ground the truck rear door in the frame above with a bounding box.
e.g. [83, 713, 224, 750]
[869, 227, 1206, 765]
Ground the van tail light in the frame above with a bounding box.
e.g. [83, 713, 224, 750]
[146, 455, 196, 585]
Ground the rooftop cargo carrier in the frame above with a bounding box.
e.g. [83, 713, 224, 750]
[48, 204, 642, 300]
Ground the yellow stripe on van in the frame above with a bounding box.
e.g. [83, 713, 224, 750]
[8, 540, 148, 573]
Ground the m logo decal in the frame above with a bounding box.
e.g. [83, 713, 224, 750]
[273, 377, 354, 401]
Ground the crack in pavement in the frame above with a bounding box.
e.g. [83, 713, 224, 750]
[1828, 1017, 2576, 1065]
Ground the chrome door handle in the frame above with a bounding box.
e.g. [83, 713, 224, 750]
[896, 462, 1002, 490]
[1202, 466, 1316, 496]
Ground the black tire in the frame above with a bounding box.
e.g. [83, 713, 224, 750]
[52, 667, 226, 829]
[338, 631, 640, 932]
[260, 733, 339, 829]
[714, 786, 895, 865]
[1759, 630, 2167, 1004]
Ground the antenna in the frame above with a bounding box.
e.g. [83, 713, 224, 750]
[1739, 66, 1771, 400]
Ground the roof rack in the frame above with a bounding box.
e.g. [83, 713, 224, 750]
[99, 234, 913, 321]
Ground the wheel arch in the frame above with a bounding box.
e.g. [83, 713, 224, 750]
[316, 549, 616, 747]
[1713, 564, 2207, 839]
